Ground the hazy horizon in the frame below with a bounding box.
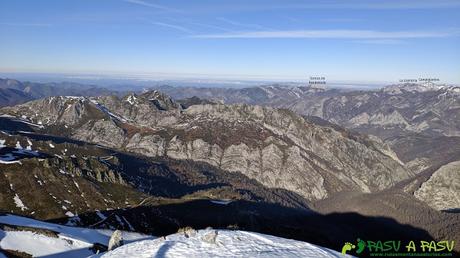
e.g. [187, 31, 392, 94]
[0, 71, 413, 91]
[1, 0, 460, 84]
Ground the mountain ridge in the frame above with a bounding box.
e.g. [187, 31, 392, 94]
[0, 91, 412, 201]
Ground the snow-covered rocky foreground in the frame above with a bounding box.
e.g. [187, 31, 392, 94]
[0, 213, 346, 257]
[99, 228, 344, 258]
[0, 214, 153, 257]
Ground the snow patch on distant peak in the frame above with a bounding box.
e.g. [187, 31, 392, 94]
[126, 94, 138, 105]
[383, 83, 452, 94]
[259, 86, 276, 98]
[62, 96, 86, 101]
[89, 99, 129, 122]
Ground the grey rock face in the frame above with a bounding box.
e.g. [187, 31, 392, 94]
[148, 83, 460, 138]
[146, 83, 460, 176]
[73, 120, 126, 149]
[414, 161, 460, 211]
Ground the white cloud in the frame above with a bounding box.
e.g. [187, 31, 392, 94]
[239, 0, 460, 11]
[353, 39, 406, 44]
[217, 17, 268, 30]
[184, 0, 460, 13]
[192, 29, 460, 39]
[123, 0, 179, 12]
[148, 21, 193, 33]
[189, 22, 233, 32]
[316, 0, 460, 9]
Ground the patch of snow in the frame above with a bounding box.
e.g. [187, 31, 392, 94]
[49, 143, 55, 148]
[0, 161, 22, 165]
[12, 148, 39, 157]
[89, 99, 129, 123]
[210, 200, 233, 205]
[73, 180, 80, 190]
[66, 215, 82, 226]
[13, 118, 44, 129]
[0, 130, 12, 136]
[0, 153, 22, 164]
[0, 229, 94, 258]
[13, 194, 28, 211]
[15, 141, 23, 149]
[126, 94, 138, 105]
[0, 214, 153, 257]
[122, 216, 135, 231]
[114, 215, 125, 227]
[0, 153, 15, 161]
[64, 96, 85, 100]
[0, 139, 5, 148]
[65, 211, 75, 217]
[96, 211, 107, 220]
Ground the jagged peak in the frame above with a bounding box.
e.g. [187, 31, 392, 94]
[139, 90, 181, 111]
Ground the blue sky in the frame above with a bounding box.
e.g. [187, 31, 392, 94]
[0, 0, 459, 84]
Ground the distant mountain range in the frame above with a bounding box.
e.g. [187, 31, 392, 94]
[0, 78, 118, 107]
[150, 82, 460, 194]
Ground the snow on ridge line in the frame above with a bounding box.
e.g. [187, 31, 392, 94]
[99, 229, 345, 258]
[89, 99, 129, 123]
[8, 117, 45, 129]
[0, 160, 22, 164]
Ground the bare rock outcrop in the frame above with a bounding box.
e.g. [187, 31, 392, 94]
[414, 161, 460, 211]
[108, 230, 124, 251]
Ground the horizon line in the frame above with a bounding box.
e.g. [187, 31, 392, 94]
[2, 70, 459, 86]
